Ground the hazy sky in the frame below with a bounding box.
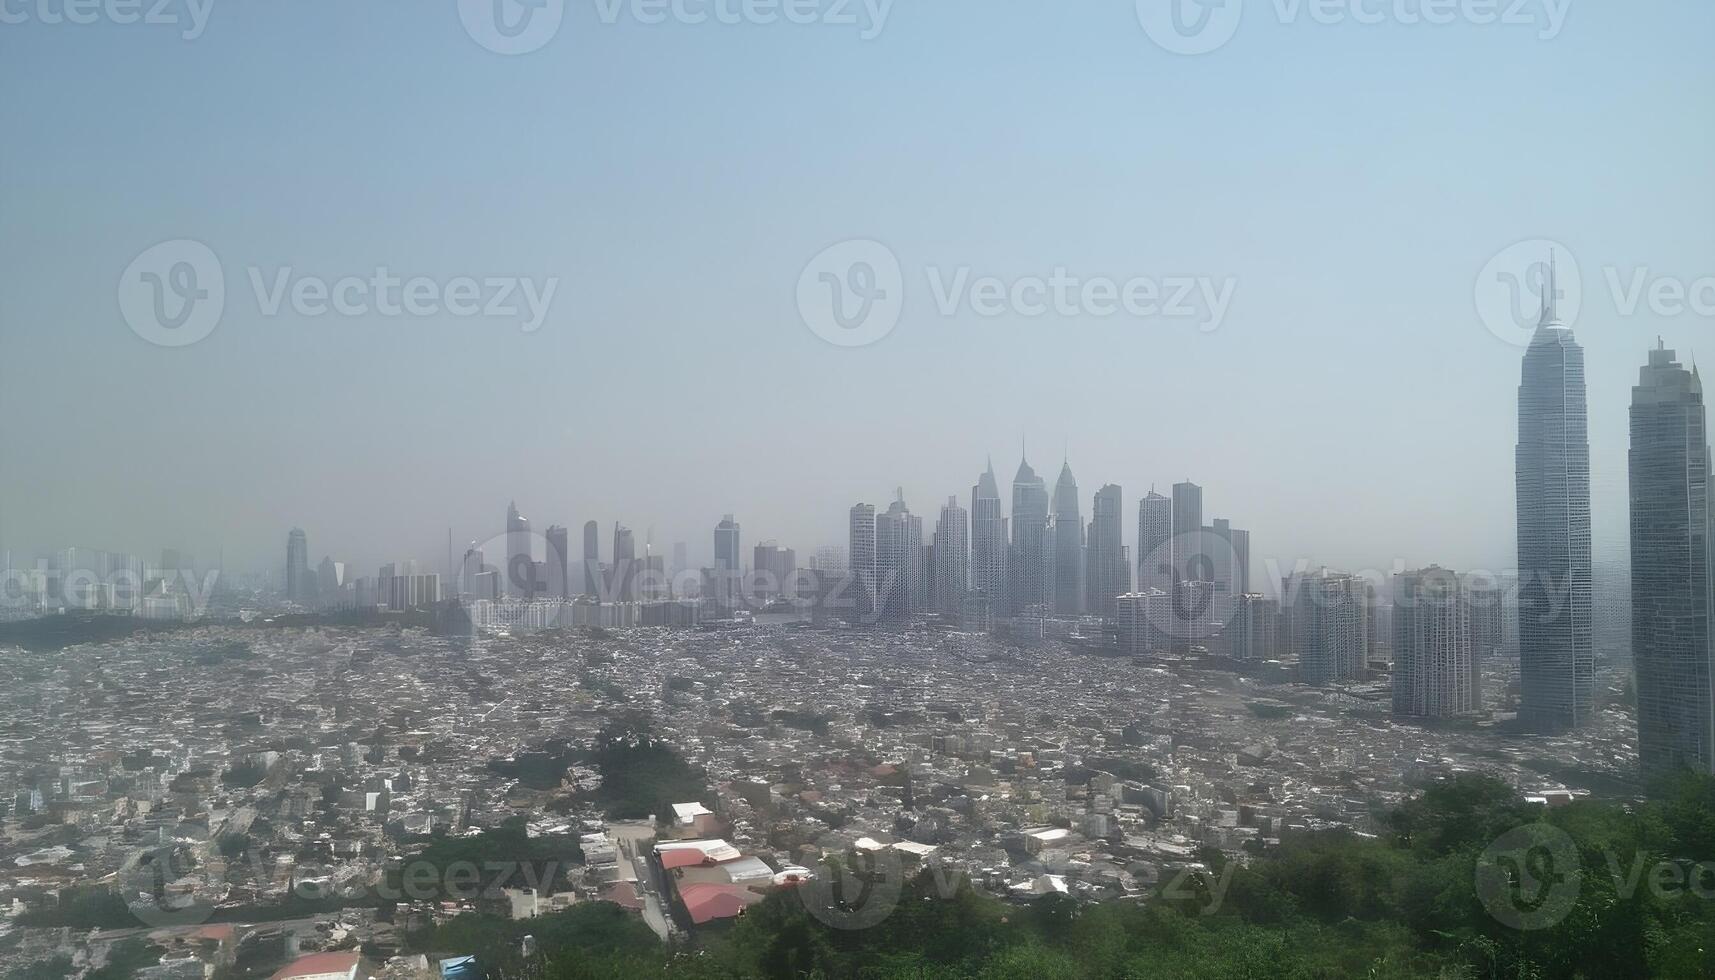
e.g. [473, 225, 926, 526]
[2, 1, 1712, 580]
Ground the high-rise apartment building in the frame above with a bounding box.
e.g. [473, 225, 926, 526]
[1137, 489, 1171, 594]
[1086, 484, 1126, 619]
[1392, 567, 1475, 718]
[849, 503, 877, 621]
[933, 495, 969, 618]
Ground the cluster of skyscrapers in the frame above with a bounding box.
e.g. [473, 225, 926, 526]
[844, 456, 1251, 645]
[1504, 252, 1714, 774]
[269, 249, 1715, 778]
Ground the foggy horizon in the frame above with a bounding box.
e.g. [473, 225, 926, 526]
[6, 6, 1707, 581]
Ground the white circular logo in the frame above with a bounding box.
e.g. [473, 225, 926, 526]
[1136, 528, 1242, 642]
[1475, 823, 1582, 931]
[457, 527, 572, 605]
[118, 239, 225, 348]
[795, 834, 906, 930]
[1475, 239, 1581, 348]
[459, 0, 565, 55]
[796, 239, 904, 348]
[1137, 0, 1243, 56]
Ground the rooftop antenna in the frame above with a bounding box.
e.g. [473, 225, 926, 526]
[1540, 248, 1559, 326]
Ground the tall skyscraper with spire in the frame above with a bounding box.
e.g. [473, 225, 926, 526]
[1629, 340, 1715, 773]
[1010, 454, 1051, 616]
[970, 460, 1007, 614]
[933, 495, 969, 618]
[1516, 251, 1593, 731]
[1051, 459, 1084, 616]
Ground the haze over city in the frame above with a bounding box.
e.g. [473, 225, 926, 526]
[4, 5, 1715, 980]
[4, 2, 1712, 575]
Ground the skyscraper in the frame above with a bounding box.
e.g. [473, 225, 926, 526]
[933, 495, 969, 618]
[285, 528, 311, 601]
[1515, 254, 1593, 731]
[875, 491, 923, 623]
[1086, 484, 1125, 619]
[1051, 460, 1084, 616]
[545, 525, 570, 599]
[1288, 568, 1371, 686]
[713, 514, 741, 610]
[1229, 593, 1279, 661]
[1467, 585, 1505, 710]
[1630, 340, 1715, 773]
[1137, 489, 1171, 594]
[506, 501, 533, 598]
[613, 523, 636, 602]
[753, 542, 796, 600]
[1205, 518, 1249, 625]
[460, 543, 495, 600]
[849, 503, 877, 621]
[1170, 481, 1204, 583]
[1392, 567, 1475, 718]
[970, 460, 1007, 617]
[1010, 456, 1050, 616]
[582, 520, 600, 596]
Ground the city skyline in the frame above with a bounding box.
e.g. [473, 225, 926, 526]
[5, 5, 1711, 577]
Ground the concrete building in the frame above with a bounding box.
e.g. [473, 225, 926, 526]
[1392, 567, 1475, 718]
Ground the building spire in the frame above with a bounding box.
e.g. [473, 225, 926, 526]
[1540, 248, 1559, 327]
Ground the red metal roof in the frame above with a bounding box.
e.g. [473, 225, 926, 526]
[677, 882, 761, 924]
[269, 953, 366, 980]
